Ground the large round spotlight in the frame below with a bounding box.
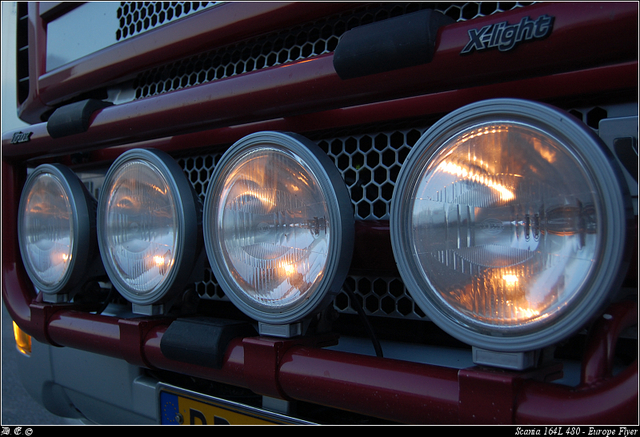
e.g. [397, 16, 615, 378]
[97, 149, 202, 314]
[18, 164, 100, 302]
[391, 99, 631, 352]
[203, 132, 354, 329]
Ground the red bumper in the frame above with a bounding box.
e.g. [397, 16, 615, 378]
[3, 160, 637, 423]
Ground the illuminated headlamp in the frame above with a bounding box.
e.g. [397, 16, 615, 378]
[18, 164, 100, 302]
[97, 149, 203, 314]
[203, 132, 354, 335]
[391, 99, 631, 355]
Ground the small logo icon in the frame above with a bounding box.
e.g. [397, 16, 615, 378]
[479, 218, 504, 235]
[461, 14, 554, 54]
[11, 131, 33, 144]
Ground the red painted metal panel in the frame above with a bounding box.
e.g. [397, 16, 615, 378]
[37, 3, 360, 106]
[15, 2, 638, 124]
[515, 362, 638, 425]
[3, 61, 637, 162]
[277, 345, 461, 424]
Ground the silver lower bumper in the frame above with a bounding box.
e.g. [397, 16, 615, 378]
[17, 339, 158, 424]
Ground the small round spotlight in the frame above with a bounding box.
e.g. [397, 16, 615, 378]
[97, 149, 202, 313]
[203, 132, 354, 328]
[18, 164, 99, 302]
[391, 99, 631, 352]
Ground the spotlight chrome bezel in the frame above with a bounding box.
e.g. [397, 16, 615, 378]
[18, 163, 99, 301]
[97, 148, 203, 312]
[390, 98, 632, 352]
[203, 131, 354, 327]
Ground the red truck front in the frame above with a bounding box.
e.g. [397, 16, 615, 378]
[2, 2, 637, 425]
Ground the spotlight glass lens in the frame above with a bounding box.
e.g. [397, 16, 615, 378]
[19, 172, 74, 289]
[216, 147, 329, 309]
[100, 159, 178, 295]
[391, 99, 630, 351]
[204, 132, 354, 326]
[410, 122, 597, 330]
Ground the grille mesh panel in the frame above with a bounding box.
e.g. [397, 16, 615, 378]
[316, 127, 426, 220]
[131, 2, 534, 100]
[116, 2, 222, 40]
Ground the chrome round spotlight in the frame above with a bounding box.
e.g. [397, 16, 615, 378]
[97, 149, 202, 314]
[18, 164, 99, 302]
[203, 132, 354, 330]
[391, 99, 631, 352]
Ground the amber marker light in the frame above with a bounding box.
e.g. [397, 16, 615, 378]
[13, 322, 32, 356]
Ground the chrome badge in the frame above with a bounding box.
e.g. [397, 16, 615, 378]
[11, 131, 33, 144]
[461, 15, 554, 54]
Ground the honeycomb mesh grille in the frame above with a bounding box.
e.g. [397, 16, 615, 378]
[131, 2, 534, 100]
[177, 122, 430, 319]
[316, 127, 426, 220]
[116, 2, 222, 40]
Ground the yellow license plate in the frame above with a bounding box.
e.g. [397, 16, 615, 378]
[159, 384, 313, 425]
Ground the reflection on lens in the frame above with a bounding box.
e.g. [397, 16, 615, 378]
[393, 99, 630, 352]
[205, 132, 354, 327]
[410, 122, 597, 330]
[20, 172, 74, 287]
[216, 147, 329, 310]
[101, 159, 178, 295]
